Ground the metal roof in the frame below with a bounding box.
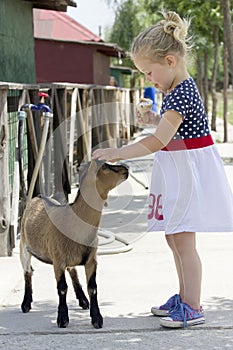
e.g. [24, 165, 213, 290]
[34, 9, 102, 42]
[34, 9, 126, 58]
[24, 0, 76, 12]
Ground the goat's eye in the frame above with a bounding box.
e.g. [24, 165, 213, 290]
[101, 163, 111, 173]
[101, 164, 108, 170]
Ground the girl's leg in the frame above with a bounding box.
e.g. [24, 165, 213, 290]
[165, 235, 184, 301]
[173, 232, 202, 309]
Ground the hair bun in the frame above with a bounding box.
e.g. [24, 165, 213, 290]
[162, 11, 188, 43]
[130, 10, 192, 60]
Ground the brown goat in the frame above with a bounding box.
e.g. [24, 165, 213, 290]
[20, 160, 129, 328]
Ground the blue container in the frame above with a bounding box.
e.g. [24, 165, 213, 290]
[144, 87, 157, 112]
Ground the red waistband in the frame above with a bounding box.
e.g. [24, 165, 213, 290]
[161, 135, 214, 151]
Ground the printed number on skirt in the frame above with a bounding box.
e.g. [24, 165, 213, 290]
[148, 193, 164, 221]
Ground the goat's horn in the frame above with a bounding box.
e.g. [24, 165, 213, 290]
[89, 159, 98, 172]
[89, 159, 105, 172]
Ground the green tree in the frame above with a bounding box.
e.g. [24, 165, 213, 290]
[221, 0, 233, 82]
[110, 0, 140, 50]
[221, 0, 233, 141]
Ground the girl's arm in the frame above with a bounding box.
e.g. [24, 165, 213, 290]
[92, 110, 182, 162]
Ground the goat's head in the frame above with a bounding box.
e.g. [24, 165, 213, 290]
[96, 161, 129, 197]
[79, 160, 129, 202]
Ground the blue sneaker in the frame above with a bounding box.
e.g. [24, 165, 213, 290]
[151, 294, 181, 316]
[160, 302, 205, 328]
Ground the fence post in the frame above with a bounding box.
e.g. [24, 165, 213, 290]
[53, 86, 70, 200]
[0, 88, 11, 256]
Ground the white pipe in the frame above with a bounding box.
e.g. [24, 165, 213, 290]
[97, 228, 133, 255]
[69, 88, 78, 183]
[27, 115, 51, 205]
[10, 161, 20, 241]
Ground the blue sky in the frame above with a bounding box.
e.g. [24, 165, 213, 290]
[67, 0, 115, 38]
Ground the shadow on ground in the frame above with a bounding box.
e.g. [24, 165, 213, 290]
[1, 297, 233, 350]
[1, 296, 233, 335]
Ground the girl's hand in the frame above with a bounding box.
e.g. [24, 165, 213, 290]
[92, 148, 120, 162]
[137, 109, 160, 126]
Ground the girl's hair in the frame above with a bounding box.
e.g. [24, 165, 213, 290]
[131, 11, 192, 61]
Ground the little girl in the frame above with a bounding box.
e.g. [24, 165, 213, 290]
[92, 11, 233, 328]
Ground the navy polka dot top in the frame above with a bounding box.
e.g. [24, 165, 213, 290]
[160, 77, 210, 140]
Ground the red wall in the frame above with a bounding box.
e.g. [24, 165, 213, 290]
[35, 39, 95, 84]
[93, 51, 110, 85]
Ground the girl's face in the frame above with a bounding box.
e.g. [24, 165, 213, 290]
[133, 55, 176, 93]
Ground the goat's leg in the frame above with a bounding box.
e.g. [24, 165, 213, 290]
[54, 267, 69, 328]
[67, 267, 89, 309]
[85, 257, 103, 329]
[20, 241, 33, 313]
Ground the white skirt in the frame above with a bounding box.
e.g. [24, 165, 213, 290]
[148, 144, 233, 234]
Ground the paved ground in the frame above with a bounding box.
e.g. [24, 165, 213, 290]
[0, 138, 233, 349]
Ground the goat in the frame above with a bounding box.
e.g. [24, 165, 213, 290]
[20, 160, 129, 328]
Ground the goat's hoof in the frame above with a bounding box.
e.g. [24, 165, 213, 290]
[21, 303, 31, 313]
[79, 299, 89, 310]
[57, 305, 69, 328]
[57, 315, 69, 328]
[92, 315, 103, 329]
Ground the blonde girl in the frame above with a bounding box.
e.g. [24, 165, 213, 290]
[92, 11, 233, 328]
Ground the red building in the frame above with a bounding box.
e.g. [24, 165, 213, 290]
[34, 9, 125, 85]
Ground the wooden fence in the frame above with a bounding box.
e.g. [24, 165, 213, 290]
[0, 82, 140, 256]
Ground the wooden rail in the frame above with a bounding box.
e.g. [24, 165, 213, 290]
[0, 82, 140, 256]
